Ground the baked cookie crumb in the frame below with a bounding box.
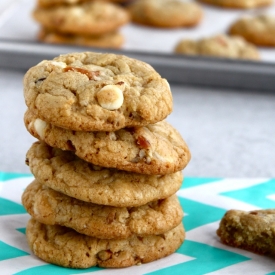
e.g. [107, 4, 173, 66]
[217, 209, 275, 255]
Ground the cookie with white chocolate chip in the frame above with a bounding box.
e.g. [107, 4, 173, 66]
[128, 0, 203, 28]
[23, 52, 173, 132]
[217, 209, 275, 255]
[229, 15, 275, 47]
[26, 218, 185, 268]
[26, 141, 184, 207]
[22, 180, 183, 239]
[24, 109, 191, 174]
[33, 1, 130, 36]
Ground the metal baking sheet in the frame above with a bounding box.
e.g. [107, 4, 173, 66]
[0, 0, 275, 91]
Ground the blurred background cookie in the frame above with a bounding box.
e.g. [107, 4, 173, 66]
[32, 1, 130, 35]
[37, 0, 135, 8]
[128, 0, 203, 28]
[174, 34, 260, 60]
[198, 0, 273, 9]
[229, 15, 275, 47]
[38, 28, 125, 48]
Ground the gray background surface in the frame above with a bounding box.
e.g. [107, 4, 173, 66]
[1, 68, 274, 178]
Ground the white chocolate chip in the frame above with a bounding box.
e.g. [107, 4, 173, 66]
[96, 85, 124, 110]
[34, 119, 47, 139]
[109, 132, 117, 141]
[71, 7, 85, 17]
[37, 60, 67, 68]
[51, 61, 67, 68]
[153, 151, 174, 163]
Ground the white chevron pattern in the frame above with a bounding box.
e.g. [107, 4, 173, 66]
[0, 175, 274, 274]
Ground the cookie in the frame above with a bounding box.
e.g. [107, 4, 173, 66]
[38, 28, 125, 49]
[22, 180, 183, 239]
[26, 141, 184, 207]
[37, 0, 134, 8]
[198, 0, 273, 9]
[128, 0, 203, 28]
[32, 1, 130, 36]
[174, 34, 260, 60]
[23, 52, 173, 132]
[24, 110, 191, 175]
[26, 218, 185, 268]
[229, 15, 275, 47]
[37, 0, 92, 8]
[217, 209, 275, 256]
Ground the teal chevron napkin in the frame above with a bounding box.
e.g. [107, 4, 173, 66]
[1, 172, 275, 275]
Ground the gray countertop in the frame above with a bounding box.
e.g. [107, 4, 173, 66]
[1, 67, 274, 178]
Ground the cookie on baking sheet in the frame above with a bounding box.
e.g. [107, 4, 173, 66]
[37, 0, 135, 8]
[23, 52, 172, 132]
[217, 209, 275, 255]
[229, 15, 275, 47]
[26, 218, 185, 268]
[37, 0, 91, 7]
[174, 34, 260, 60]
[22, 180, 183, 239]
[198, 0, 273, 9]
[38, 28, 125, 49]
[32, 1, 130, 36]
[26, 142, 183, 207]
[128, 0, 203, 28]
[24, 110, 191, 175]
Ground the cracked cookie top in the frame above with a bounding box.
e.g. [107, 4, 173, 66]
[22, 180, 183, 239]
[23, 52, 173, 131]
[24, 110, 191, 175]
[33, 1, 130, 35]
[26, 141, 183, 207]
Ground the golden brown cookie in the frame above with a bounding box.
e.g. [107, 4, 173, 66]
[33, 1, 130, 35]
[37, 0, 92, 8]
[26, 218, 185, 268]
[198, 0, 273, 9]
[23, 52, 173, 132]
[229, 15, 275, 47]
[24, 110, 191, 175]
[37, 0, 132, 8]
[38, 28, 125, 49]
[22, 180, 183, 239]
[174, 34, 260, 60]
[128, 0, 203, 28]
[217, 209, 275, 256]
[26, 142, 184, 207]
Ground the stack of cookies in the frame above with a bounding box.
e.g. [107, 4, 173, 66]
[32, 0, 130, 49]
[22, 51, 191, 269]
